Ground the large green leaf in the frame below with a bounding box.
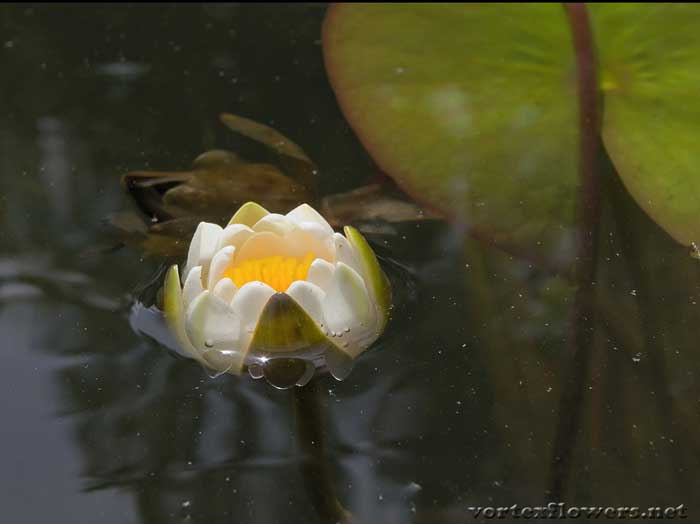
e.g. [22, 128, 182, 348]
[323, 3, 580, 260]
[325, 3, 700, 252]
[591, 3, 700, 247]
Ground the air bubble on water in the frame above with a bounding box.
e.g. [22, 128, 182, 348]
[344, 327, 350, 333]
[248, 363, 264, 379]
[630, 289, 637, 296]
[204, 362, 232, 379]
[546, 386, 553, 393]
[181, 500, 191, 508]
[632, 352, 642, 363]
[206, 368, 227, 379]
[326, 348, 354, 380]
[295, 361, 315, 387]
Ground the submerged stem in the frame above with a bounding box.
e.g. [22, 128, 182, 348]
[293, 381, 354, 524]
[548, 2, 602, 499]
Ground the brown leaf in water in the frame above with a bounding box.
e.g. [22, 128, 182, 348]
[320, 183, 441, 229]
[220, 113, 318, 192]
[117, 114, 438, 257]
[123, 150, 315, 224]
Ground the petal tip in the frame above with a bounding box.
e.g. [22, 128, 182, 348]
[228, 201, 270, 227]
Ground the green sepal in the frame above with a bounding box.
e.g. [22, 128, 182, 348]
[344, 225, 391, 327]
[228, 201, 269, 227]
[249, 292, 333, 354]
[163, 264, 207, 365]
[248, 292, 356, 382]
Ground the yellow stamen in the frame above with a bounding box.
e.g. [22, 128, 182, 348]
[223, 252, 316, 292]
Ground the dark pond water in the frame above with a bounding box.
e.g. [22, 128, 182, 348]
[1, 4, 699, 524]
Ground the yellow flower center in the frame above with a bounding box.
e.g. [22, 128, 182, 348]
[223, 252, 315, 292]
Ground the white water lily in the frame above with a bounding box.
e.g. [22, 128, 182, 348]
[163, 201, 390, 383]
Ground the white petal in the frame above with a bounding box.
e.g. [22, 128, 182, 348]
[284, 225, 334, 260]
[234, 228, 333, 265]
[217, 223, 254, 251]
[230, 281, 276, 349]
[207, 246, 235, 289]
[252, 213, 296, 236]
[212, 277, 238, 303]
[184, 291, 241, 353]
[286, 281, 325, 326]
[306, 259, 335, 291]
[234, 231, 283, 264]
[184, 222, 223, 282]
[182, 266, 205, 309]
[299, 221, 333, 242]
[332, 233, 360, 273]
[322, 262, 372, 336]
[184, 290, 247, 375]
[286, 203, 334, 236]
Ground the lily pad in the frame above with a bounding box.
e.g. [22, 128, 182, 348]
[325, 4, 700, 251]
[323, 3, 580, 261]
[591, 3, 700, 247]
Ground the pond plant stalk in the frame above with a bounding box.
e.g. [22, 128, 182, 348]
[293, 381, 354, 524]
[548, 2, 602, 499]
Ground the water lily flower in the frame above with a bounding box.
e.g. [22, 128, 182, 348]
[163, 201, 390, 386]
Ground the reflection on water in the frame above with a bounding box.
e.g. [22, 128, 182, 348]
[1, 4, 699, 524]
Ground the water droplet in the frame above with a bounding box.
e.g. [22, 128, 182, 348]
[630, 289, 637, 296]
[204, 339, 214, 348]
[344, 327, 350, 333]
[632, 352, 642, 363]
[181, 501, 191, 508]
